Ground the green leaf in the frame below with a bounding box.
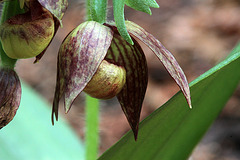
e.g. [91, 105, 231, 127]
[113, 0, 133, 45]
[99, 43, 240, 160]
[0, 83, 85, 160]
[125, 0, 159, 15]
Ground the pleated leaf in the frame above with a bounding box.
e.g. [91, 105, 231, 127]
[52, 21, 113, 122]
[106, 31, 148, 140]
[125, 21, 192, 108]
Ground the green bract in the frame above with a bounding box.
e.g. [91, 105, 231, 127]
[125, 0, 159, 15]
[52, 20, 191, 140]
[113, 0, 159, 45]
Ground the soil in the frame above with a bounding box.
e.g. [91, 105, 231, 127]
[15, 0, 240, 159]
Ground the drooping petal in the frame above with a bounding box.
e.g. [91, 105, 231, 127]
[34, 1, 64, 63]
[106, 29, 148, 140]
[34, 16, 60, 63]
[52, 21, 113, 123]
[125, 21, 192, 108]
[0, 68, 21, 129]
[38, 0, 68, 24]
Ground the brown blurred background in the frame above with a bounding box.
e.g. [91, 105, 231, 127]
[16, 0, 240, 159]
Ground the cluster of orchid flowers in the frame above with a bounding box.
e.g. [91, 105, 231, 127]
[0, 0, 191, 139]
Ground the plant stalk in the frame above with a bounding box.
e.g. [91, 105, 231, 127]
[85, 0, 108, 159]
[86, 0, 108, 24]
[86, 95, 100, 160]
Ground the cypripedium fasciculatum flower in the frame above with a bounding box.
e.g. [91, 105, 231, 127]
[52, 20, 191, 140]
[0, 68, 21, 129]
[0, 0, 68, 62]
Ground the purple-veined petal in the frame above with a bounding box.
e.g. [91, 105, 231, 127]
[106, 30, 148, 140]
[125, 21, 192, 109]
[38, 0, 68, 24]
[52, 21, 113, 123]
[0, 68, 21, 129]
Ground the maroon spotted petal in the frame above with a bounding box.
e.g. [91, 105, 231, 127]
[125, 21, 192, 109]
[38, 0, 68, 23]
[106, 30, 148, 140]
[52, 21, 113, 123]
[0, 68, 21, 129]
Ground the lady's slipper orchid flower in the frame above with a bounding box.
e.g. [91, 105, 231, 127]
[52, 21, 191, 140]
[0, 68, 21, 129]
[0, 0, 68, 62]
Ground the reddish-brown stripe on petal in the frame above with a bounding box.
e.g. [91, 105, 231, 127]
[38, 0, 68, 23]
[106, 33, 148, 140]
[0, 68, 21, 128]
[125, 21, 192, 108]
[52, 21, 113, 123]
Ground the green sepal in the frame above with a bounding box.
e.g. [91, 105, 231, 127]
[125, 0, 159, 15]
[113, 0, 133, 45]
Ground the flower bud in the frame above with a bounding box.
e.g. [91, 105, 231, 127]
[84, 59, 126, 99]
[0, 68, 21, 129]
[0, 5, 54, 59]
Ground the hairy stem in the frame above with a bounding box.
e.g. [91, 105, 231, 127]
[85, 0, 108, 159]
[86, 95, 100, 160]
[84, 0, 110, 159]
[86, 0, 108, 23]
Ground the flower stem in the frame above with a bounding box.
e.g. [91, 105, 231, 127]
[0, 0, 24, 69]
[86, 0, 108, 23]
[86, 95, 99, 160]
[85, 0, 107, 159]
